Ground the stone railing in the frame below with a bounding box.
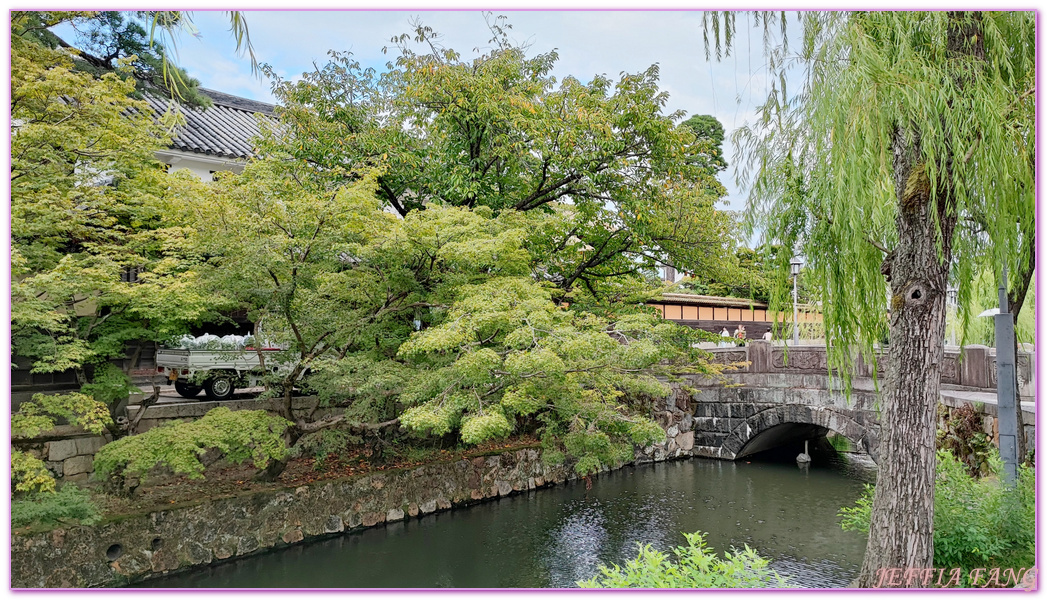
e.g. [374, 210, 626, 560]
[705, 342, 1034, 396]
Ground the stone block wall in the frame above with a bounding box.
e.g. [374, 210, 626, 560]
[124, 395, 338, 434]
[939, 391, 1036, 455]
[12, 448, 580, 588]
[634, 388, 697, 463]
[636, 376, 882, 464]
[14, 431, 110, 483]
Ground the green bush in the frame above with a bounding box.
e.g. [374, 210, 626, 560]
[294, 428, 361, 469]
[93, 407, 292, 480]
[12, 484, 101, 528]
[578, 532, 789, 588]
[839, 449, 1035, 585]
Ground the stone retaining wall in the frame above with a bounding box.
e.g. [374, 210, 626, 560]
[14, 429, 110, 484]
[939, 391, 1036, 452]
[13, 397, 335, 486]
[12, 447, 581, 588]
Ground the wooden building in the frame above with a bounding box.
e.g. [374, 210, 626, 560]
[647, 293, 822, 340]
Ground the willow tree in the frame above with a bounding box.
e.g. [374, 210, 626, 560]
[704, 11, 1034, 586]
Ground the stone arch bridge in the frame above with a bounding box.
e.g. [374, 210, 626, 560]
[636, 341, 1035, 465]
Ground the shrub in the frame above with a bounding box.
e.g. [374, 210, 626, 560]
[11, 450, 56, 494]
[937, 404, 994, 476]
[12, 484, 101, 528]
[93, 407, 292, 481]
[294, 428, 361, 469]
[577, 532, 789, 588]
[839, 449, 1035, 586]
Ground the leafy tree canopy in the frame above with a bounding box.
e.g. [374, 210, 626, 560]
[14, 11, 212, 107]
[11, 18, 228, 384]
[679, 114, 727, 174]
[257, 16, 739, 297]
[10, 13, 744, 491]
[717, 10, 1035, 379]
[10, 12, 231, 496]
[704, 10, 1035, 587]
[167, 155, 725, 475]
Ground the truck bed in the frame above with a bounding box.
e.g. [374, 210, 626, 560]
[156, 348, 283, 372]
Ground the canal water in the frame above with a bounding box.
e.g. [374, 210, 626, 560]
[141, 449, 872, 589]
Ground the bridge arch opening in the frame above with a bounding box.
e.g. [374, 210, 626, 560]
[721, 404, 878, 464]
[735, 423, 831, 459]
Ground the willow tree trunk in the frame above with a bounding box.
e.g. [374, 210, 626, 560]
[855, 13, 980, 587]
[856, 153, 958, 588]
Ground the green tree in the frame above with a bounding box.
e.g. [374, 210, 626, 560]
[10, 12, 230, 494]
[679, 114, 727, 174]
[16, 11, 212, 107]
[170, 155, 722, 479]
[704, 11, 1034, 586]
[10, 10, 264, 499]
[24, 10, 258, 106]
[11, 12, 224, 409]
[166, 162, 400, 478]
[682, 245, 786, 303]
[395, 275, 720, 474]
[259, 17, 738, 298]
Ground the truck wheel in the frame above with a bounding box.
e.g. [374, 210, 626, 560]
[204, 374, 235, 400]
[174, 381, 203, 399]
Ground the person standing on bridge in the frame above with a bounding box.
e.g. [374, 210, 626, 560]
[719, 328, 730, 348]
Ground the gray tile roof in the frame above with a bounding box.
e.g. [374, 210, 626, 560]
[145, 88, 277, 160]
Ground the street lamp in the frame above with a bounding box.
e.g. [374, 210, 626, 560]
[946, 286, 958, 347]
[790, 258, 802, 346]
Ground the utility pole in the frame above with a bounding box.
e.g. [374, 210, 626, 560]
[994, 266, 1019, 484]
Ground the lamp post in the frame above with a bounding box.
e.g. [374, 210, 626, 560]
[790, 258, 802, 346]
[946, 286, 958, 347]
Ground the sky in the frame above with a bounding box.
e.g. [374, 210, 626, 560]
[55, 9, 794, 214]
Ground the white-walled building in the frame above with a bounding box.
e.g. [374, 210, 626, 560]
[144, 88, 277, 178]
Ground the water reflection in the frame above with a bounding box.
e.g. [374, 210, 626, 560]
[543, 505, 608, 586]
[141, 452, 871, 589]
